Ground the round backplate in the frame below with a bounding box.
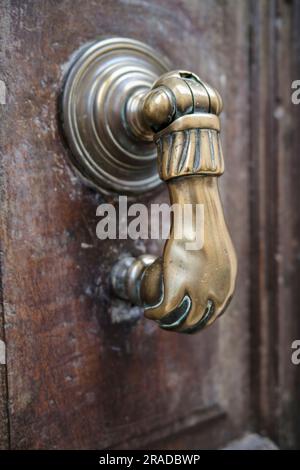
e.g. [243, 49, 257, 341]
[62, 37, 171, 195]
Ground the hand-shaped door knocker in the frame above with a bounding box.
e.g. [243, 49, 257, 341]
[62, 38, 237, 334]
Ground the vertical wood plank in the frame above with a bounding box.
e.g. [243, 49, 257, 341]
[249, 0, 300, 448]
[0, 0, 11, 450]
[1, 0, 250, 449]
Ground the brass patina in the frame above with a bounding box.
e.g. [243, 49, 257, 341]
[62, 38, 237, 333]
[112, 70, 237, 333]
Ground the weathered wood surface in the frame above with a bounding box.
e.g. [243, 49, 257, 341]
[0, 0, 298, 450]
[249, 0, 300, 448]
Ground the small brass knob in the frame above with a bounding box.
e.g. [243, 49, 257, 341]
[143, 87, 175, 131]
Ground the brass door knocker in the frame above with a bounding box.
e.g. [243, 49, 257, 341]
[62, 37, 237, 334]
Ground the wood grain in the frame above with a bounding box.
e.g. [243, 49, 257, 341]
[0, 0, 298, 450]
[0, 0, 11, 450]
[249, 0, 300, 448]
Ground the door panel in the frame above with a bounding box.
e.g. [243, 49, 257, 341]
[0, 0, 299, 450]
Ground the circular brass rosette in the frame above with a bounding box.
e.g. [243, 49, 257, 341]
[61, 37, 170, 195]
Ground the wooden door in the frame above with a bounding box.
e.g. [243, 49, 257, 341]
[0, 0, 299, 450]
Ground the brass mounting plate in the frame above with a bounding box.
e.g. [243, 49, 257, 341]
[61, 37, 170, 195]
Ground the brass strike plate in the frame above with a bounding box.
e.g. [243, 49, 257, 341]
[61, 37, 170, 195]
